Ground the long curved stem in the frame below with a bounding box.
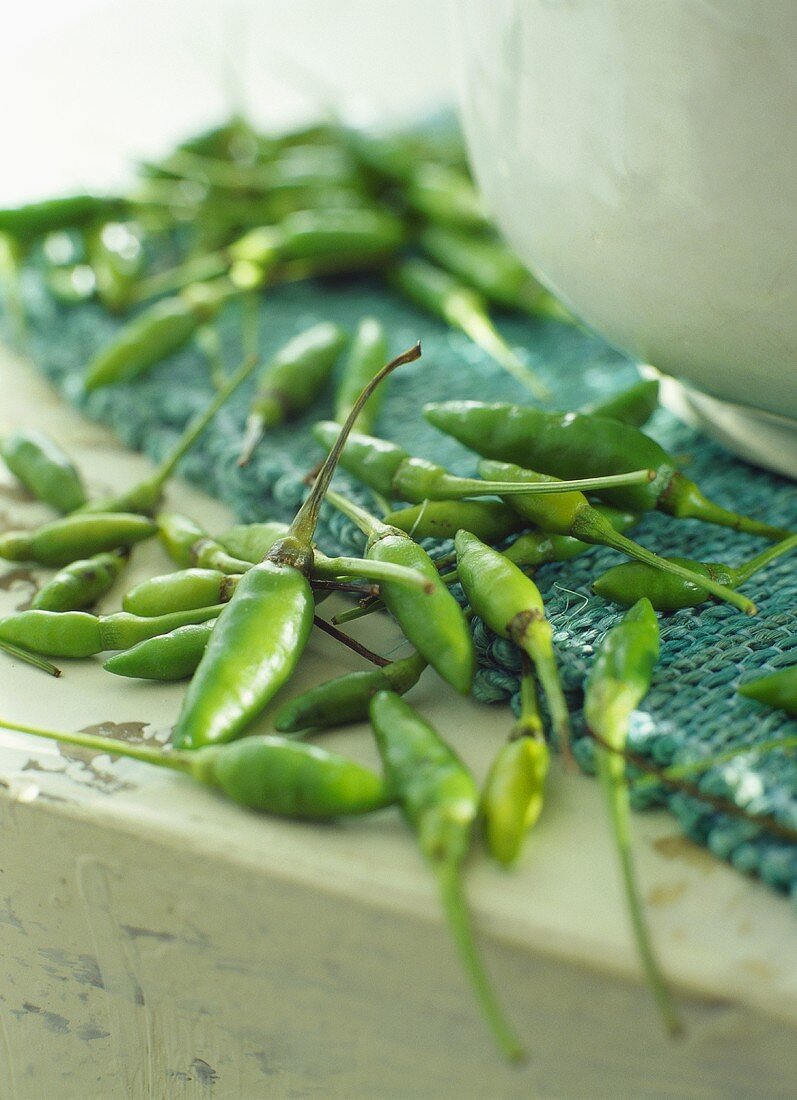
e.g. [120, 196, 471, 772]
[0, 717, 190, 772]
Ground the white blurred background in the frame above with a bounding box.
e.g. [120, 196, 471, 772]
[1, 1, 453, 201]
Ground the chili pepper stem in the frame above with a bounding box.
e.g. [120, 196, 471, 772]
[314, 555, 433, 594]
[454, 307, 548, 402]
[734, 532, 797, 583]
[237, 413, 266, 467]
[0, 641, 62, 677]
[0, 716, 190, 773]
[512, 622, 573, 769]
[663, 473, 790, 542]
[435, 859, 526, 1063]
[593, 525, 757, 615]
[595, 745, 682, 1037]
[426, 469, 655, 500]
[130, 252, 229, 304]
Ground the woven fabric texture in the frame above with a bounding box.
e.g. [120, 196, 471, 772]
[9, 263, 797, 901]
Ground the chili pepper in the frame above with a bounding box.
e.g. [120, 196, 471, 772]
[274, 650, 427, 733]
[0, 429, 87, 512]
[0, 512, 156, 567]
[104, 620, 217, 681]
[455, 530, 571, 761]
[0, 195, 126, 242]
[481, 657, 550, 866]
[503, 506, 639, 568]
[0, 640, 62, 677]
[584, 598, 681, 1035]
[593, 532, 797, 610]
[385, 500, 523, 543]
[31, 549, 127, 612]
[157, 513, 253, 574]
[582, 379, 660, 428]
[237, 322, 347, 465]
[391, 258, 549, 398]
[312, 421, 653, 503]
[404, 163, 487, 229]
[477, 460, 757, 614]
[333, 317, 388, 434]
[419, 225, 566, 319]
[325, 489, 474, 695]
[172, 343, 422, 750]
[0, 603, 223, 658]
[87, 221, 145, 313]
[738, 666, 797, 717]
[216, 521, 291, 563]
[369, 691, 524, 1061]
[82, 349, 261, 513]
[155, 144, 361, 195]
[0, 717, 392, 819]
[424, 401, 789, 541]
[123, 569, 238, 617]
[83, 277, 239, 391]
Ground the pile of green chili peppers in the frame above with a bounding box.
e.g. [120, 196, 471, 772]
[1, 113, 795, 1062]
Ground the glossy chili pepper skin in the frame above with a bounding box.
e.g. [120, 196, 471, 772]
[424, 401, 790, 540]
[238, 322, 347, 464]
[0, 195, 125, 241]
[31, 550, 127, 611]
[503, 507, 638, 568]
[385, 500, 523, 544]
[0, 512, 156, 567]
[103, 620, 216, 681]
[582, 379, 660, 428]
[84, 279, 235, 391]
[333, 317, 388, 433]
[738, 666, 797, 717]
[1, 430, 86, 512]
[274, 651, 427, 733]
[217, 521, 289, 563]
[123, 568, 239, 617]
[313, 421, 408, 497]
[0, 603, 223, 657]
[158, 513, 251, 574]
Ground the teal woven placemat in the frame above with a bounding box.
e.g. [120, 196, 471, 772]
[8, 261, 797, 901]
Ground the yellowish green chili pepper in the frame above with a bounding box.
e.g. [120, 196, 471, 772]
[384, 499, 523, 543]
[0, 603, 223, 658]
[391, 258, 549, 398]
[312, 421, 653, 502]
[104, 620, 217, 681]
[481, 657, 550, 866]
[123, 568, 239, 617]
[333, 316, 388, 433]
[0, 195, 126, 242]
[172, 343, 422, 750]
[216, 521, 292, 563]
[83, 277, 239, 391]
[237, 322, 347, 465]
[584, 598, 681, 1035]
[480, 459, 757, 613]
[0, 512, 156, 567]
[0, 717, 392, 819]
[274, 650, 427, 733]
[424, 401, 789, 541]
[582, 379, 660, 428]
[1, 429, 87, 512]
[158, 513, 254, 574]
[31, 549, 127, 612]
[404, 162, 487, 229]
[155, 144, 361, 195]
[369, 691, 524, 1061]
[326, 489, 475, 695]
[738, 666, 797, 717]
[455, 530, 571, 762]
[593, 533, 797, 611]
[503, 506, 639, 568]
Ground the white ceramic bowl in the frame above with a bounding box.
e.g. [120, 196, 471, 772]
[451, 0, 797, 475]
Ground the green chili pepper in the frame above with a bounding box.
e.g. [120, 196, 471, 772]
[216, 521, 291, 563]
[237, 322, 347, 465]
[104, 620, 217, 681]
[477, 460, 757, 614]
[82, 349, 262, 513]
[419, 225, 566, 319]
[481, 659, 550, 866]
[158, 513, 254, 574]
[593, 533, 797, 610]
[384, 499, 523, 543]
[0, 429, 87, 512]
[87, 221, 145, 313]
[738, 666, 797, 717]
[31, 550, 127, 612]
[0, 717, 392, 819]
[0, 603, 223, 658]
[172, 343, 422, 750]
[503, 506, 639, 568]
[424, 401, 789, 541]
[404, 163, 487, 229]
[326, 489, 474, 695]
[0, 195, 126, 242]
[123, 568, 238, 617]
[83, 277, 238, 391]
[369, 691, 524, 1061]
[155, 144, 360, 195]
[274, 650, 427, 733]
[0, 512, 156, 567]
[582, 379, 660, 428]
[391, 259, 549, 398]
[333, 317, 388, 434]
[584, 598, 681, 1035]
[455, 530, 571, 761]
[312, 421, 653, 503]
